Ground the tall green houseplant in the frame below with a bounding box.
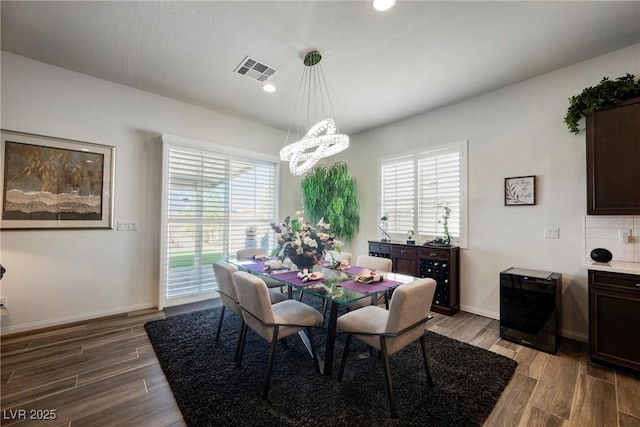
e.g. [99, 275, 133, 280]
[301, 162, 359, 243]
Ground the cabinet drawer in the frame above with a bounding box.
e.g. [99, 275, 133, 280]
[391, 246, 418, 258]
[590, 270, 640, 292]
[420, 247, 450, 260]
[369, 242, 391, 254]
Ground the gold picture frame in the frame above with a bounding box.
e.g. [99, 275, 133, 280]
[1, 130, 115, 229]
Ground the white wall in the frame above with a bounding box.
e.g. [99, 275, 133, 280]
[0, 52, 289, 334]
[344, 43, 640, 341]
[2, 44, 639, 338]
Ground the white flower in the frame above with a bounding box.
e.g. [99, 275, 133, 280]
[303, 236, 318, 248]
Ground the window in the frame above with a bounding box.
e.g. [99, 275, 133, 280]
[380, 141, 467, 247]
[160, 134, 278, 308]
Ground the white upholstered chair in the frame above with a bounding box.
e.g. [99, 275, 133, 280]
[233, 271, 324, 399]
[325, 250, 353, 265]
[212, 262, 285, 348]
[236, 247, 268, 260]
[236, 248, 286, 293]
[355, 254, 392, 272]
[347, 255, 393, 310]
[337, 277, 437, 418]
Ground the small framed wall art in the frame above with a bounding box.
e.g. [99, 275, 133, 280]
[1, 130, 115, 229]
[504, 175, 535, 206]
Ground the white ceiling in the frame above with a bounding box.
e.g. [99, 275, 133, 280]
[2, 1, 640, 135]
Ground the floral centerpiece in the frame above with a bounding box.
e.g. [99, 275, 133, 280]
[270, 210, 342, 269]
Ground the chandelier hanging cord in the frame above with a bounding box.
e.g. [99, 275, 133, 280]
[317, 61, 341, 132]
[280, 50, 349, 176]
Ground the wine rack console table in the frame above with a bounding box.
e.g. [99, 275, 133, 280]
[368, 240, 460, 315]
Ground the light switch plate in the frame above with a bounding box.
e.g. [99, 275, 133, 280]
[544, 227, 559, 239]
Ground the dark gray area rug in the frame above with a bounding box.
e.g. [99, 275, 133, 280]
[145, 305, 517, 427]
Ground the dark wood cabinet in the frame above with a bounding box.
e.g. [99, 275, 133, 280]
[368, 241, 460, 315]
[589, 270, 640, 376]
[391, 245, 420, 277]
[586, 97, 640, 214]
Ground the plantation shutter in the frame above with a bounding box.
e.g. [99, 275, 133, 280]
[379, 141, 466, 245]
[417, 148, 461, 237]
[161, 136, 277, 307]
[228, 158, 277, 254]
[381, 155, 415, 234]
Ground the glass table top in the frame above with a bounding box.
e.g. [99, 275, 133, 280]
[229, 258, 415, 305]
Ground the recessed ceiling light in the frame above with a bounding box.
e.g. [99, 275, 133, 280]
[263, 83, 276, 93]
[373, 0, 396, 11]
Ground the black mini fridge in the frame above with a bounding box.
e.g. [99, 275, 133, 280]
[500, 267, 562, 354]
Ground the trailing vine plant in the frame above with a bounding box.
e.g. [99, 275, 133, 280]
[301, 162, 359, 243]
[564, 73, 640, 134]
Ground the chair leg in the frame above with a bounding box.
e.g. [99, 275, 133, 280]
[215, 306, 226, 342]
[380, 337, 397, 418]
[235, 321, 248, 368]
[262, 325, 280, 400]
[338, 333, 352, 382]
[233, 319, 245, 364]
[306, 327, 321, 374]
[321, 300, 328, 322]
[419, 335, 434, 387]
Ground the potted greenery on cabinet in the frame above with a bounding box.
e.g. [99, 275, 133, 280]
[301, 162, 359, 243]
[564, 73, 640, 134]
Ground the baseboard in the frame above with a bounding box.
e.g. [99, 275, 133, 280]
[0, 302, 156, 336]
[460, 304, 499, 320]
[559, 328, 588, 343]
[460, 304, 589, 343]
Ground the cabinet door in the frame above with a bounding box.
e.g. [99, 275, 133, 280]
[589, 286, 640, 372]
[589, 270, 640, 374]
[391, 246, 419, 276]
[586, 98, 640, 214]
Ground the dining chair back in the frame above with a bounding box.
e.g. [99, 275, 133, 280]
[346, 255, 393, 310]
[233, 271, 324, 399]
[355, 254, 392, 272]
[236, 247, 286, 293]
[337, 277, 437, 418]
[212, 262, 285, 344]
[236, 247, 268, 259]
[325, 250, 353, 264]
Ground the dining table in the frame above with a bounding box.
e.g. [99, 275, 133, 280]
[229, 257, 417, 376]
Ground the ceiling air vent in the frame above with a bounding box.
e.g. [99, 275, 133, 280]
[234, 56, 277, 82]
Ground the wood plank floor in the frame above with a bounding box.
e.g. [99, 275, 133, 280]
[1, 306, 639, 426]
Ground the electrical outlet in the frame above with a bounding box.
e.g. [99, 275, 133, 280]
[544, 227, 559, 239]
[620, 229, 631, 243]
[0, 296, 7, 309]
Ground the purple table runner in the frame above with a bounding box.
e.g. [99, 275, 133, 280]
[241, 260, 399, 292]
[338, 279, 402, 294]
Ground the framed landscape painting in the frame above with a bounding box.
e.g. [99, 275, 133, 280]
[1, 130, 115, 229]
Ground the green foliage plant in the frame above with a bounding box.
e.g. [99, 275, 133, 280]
[565, 73, 640, 134]
[301, 162, 359, 243]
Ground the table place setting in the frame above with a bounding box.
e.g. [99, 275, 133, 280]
[338, 269, 401, 294]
